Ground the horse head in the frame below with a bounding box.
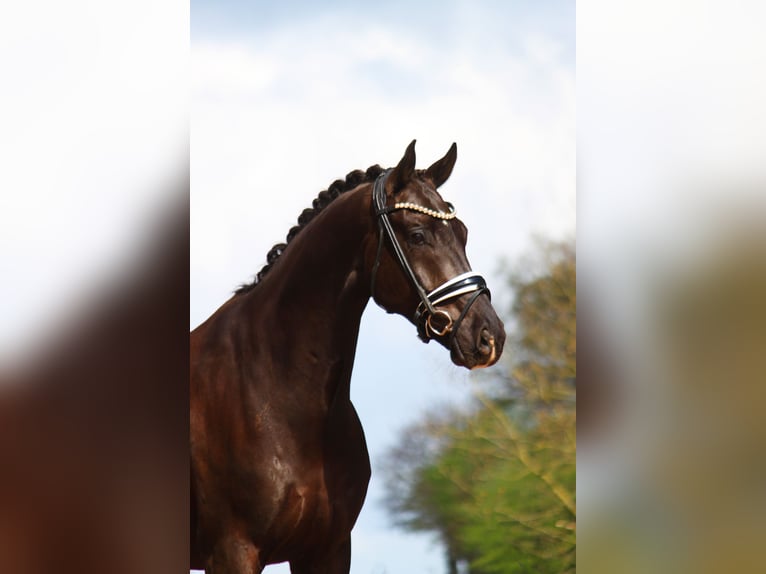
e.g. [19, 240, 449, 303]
[367, 140, 506, 369]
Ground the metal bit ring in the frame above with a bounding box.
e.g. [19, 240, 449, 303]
[426, 309, 453, 338]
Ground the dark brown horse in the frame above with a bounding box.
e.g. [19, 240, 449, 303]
[190, 141, 505, 573]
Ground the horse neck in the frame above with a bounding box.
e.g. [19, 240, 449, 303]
[243, 184, 375, 375]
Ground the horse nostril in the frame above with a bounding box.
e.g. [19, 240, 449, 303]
[478, 328, 494, 357]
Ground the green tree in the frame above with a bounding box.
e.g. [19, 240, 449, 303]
[381, 240, 576, 573]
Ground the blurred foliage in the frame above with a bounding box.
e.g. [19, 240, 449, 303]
[381, 240, 576, 574]
[580, 223, 766, 574]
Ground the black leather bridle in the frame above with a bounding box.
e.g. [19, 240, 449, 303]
[370, 169, 490, 343]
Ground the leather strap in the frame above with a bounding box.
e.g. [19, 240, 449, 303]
[372, 169, 436, 317]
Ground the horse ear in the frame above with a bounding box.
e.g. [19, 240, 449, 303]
[425, 142, 457, 188]
[387, 139, 417, 194]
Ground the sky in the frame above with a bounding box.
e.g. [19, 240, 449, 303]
[191, 1, 574, 572]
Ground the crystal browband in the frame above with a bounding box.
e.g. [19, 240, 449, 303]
[391, 202, 457, 220]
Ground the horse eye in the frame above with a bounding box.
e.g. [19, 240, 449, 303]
[408, 230, 426, 245]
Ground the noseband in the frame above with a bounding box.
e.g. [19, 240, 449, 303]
[371, 169, 490, 343]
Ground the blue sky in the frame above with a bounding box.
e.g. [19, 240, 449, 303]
[191, 1, 574, 572]
[193, 0, 574, 63]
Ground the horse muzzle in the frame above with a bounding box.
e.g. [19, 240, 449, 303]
[449, 308, 506, 370]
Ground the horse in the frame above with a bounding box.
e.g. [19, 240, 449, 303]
[190, 140, 506, 573]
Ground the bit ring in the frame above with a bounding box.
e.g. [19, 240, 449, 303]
[426, 309, 453, 338]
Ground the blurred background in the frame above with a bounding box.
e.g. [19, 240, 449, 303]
[578, 1, 766, 572]
[191, 1, 574, 572]
[0, 0, 189, 573]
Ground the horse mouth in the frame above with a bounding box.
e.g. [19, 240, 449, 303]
[450, 338, 499, 370]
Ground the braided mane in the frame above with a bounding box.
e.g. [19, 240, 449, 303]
[235, 164, 386, 295]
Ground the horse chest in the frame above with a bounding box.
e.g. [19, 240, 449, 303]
[263, 440, 370, 558]
[277, 410, 371, 526]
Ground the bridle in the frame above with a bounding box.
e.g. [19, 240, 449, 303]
[370, 169, 490, 343]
